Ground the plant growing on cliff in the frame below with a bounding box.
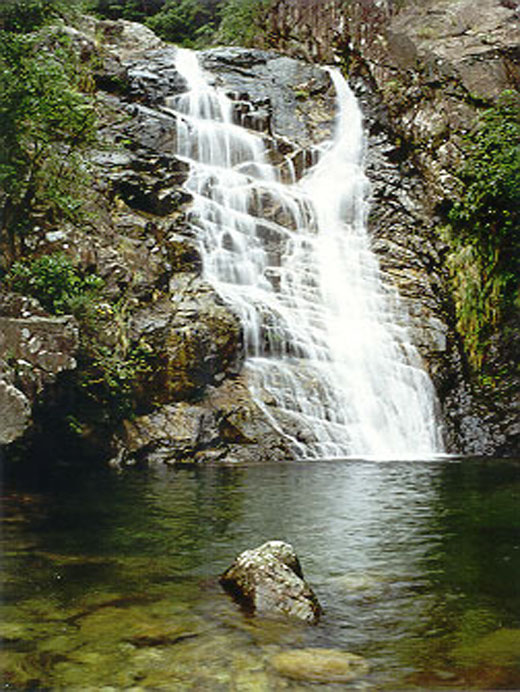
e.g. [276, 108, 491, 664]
[0, 31, 97, 263]
[79, 338, 154, 419]
[4, 252, 104, 315]
[445, 90, 520, 370]
[4, 252, 153, 421]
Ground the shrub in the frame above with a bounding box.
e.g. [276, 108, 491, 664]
[4, 253, 103, 315]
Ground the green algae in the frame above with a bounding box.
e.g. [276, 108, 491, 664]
[452, 628, 520, 668]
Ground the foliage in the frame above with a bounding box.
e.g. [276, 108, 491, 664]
[218, 0, 269, 46]
[0, 0, 85, 33]
[86, 0, 165, 22]
[87, 0, 268, 47]
[445, 91, 520, 370]
[0, 31, 97, 262]
[80, 336, 154, 419]
[145, 0, 218, 47]
[4, 252, 103, 315]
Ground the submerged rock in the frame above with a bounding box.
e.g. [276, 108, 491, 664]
[220, 540, 322, 623]
[270, 647, 369, 683]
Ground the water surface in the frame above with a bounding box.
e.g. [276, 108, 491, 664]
[2, 457, 519, 689]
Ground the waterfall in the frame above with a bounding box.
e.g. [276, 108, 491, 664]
[168, 48, 444, 459]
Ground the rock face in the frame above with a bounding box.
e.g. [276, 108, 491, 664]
[220, 541, 322, 623]
[258, 0, 520, 455]
[0, 292, 79, 446]
[200, 47, 335, 149]
[114, 377, 294, 465]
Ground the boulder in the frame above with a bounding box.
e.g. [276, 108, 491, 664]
[220, 540, 322, 623]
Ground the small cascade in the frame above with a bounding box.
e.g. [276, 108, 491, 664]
[168, 48, 444, 459]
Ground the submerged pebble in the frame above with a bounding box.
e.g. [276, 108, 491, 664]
[270, 647, 369, 683]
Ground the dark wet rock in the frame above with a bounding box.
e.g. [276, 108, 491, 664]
[126, 276, 244, 404]
[112, 377, 295, 466]
[270, 648, 369, 683]
[201, 47, 336, 150]
[220, 541, 322, 623]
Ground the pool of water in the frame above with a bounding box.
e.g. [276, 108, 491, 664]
[2, 457, 520, 689]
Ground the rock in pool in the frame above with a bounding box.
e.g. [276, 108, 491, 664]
[220, 540, 322, 623]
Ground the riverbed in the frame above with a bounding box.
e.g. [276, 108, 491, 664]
[2, 456, 519, 689]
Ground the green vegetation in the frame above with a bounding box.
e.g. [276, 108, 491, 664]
[4, 253, 153, 421]
[218, 0, 269, 47]
[0, 29, 97, 265]
[0, 0, 85, 33]
[86, 0, 164, 22]
[444, 91, 520, 370]
[87, 0, 269, 47]
[4, 253, 103, 315]
[79, 335, 154, 420]
[145, 0, 219, 47]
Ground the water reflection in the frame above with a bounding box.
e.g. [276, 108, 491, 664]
[2, 457, 519, 689]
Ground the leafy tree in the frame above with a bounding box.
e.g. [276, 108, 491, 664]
[145, 0, 218, 46]
[0, 0, 85, 33]
[445, 91, 520, 368]
[0, 31, 96, 264]
[86, 0, 165, 22]
[218, 0, 269, 46]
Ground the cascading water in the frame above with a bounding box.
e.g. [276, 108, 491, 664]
[168, 48, 444, 459]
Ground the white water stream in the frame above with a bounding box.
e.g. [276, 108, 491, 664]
[168, 48, 443, 459]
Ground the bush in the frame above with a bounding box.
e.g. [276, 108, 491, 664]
[86, 0, 165, 22]
[4, 253, 103, 315]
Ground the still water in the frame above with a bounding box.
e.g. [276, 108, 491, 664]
[2, 457, 519, 689]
